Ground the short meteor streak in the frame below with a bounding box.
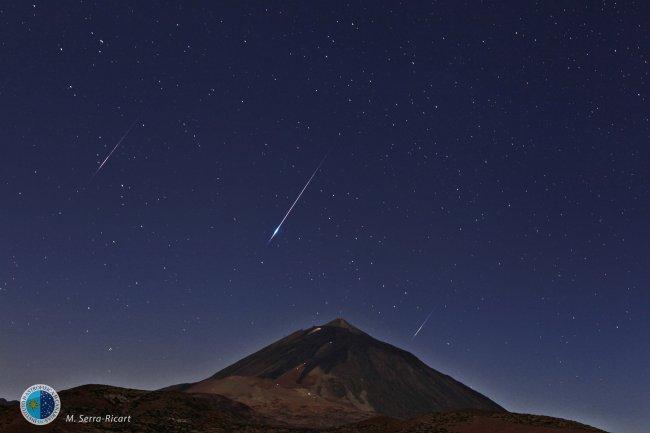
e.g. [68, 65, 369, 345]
[268, 152, 329, 243]
[412, 310, 434, 340]
[91, 115, 141, 180]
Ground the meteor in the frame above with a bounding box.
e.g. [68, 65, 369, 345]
[91, 115, 141, 180]
[268, 152, 329, 243]
[411, 310, 434, 340]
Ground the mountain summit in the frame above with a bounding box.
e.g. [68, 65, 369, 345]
[323, 317, 363, 332]
[184, 318, 504, 427]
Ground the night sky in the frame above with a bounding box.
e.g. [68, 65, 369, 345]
[1, 2, 648, 433]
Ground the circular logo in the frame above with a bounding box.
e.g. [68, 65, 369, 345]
[20, 384, 61, 425]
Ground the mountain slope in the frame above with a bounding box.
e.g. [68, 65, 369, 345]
[185, 318, 504, 426]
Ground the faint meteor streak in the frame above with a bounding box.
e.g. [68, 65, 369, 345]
[412, 310, 434, 340]
[91, 115, 141, 180]
[268, 152, 329, 243]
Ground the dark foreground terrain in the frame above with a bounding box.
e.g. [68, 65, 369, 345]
[0, 384, 607, 433]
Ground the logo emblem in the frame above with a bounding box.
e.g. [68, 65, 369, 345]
[20, 384, 61, 425]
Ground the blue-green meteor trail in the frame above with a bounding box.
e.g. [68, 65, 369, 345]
[268, 152, 329, 243]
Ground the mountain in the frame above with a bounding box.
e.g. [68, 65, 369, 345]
[182, 318, 504, 427]
[0, 398, 17, 407]
[0, 319, 609, 432]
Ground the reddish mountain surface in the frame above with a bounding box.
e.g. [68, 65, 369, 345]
[0, 385, 607, 433]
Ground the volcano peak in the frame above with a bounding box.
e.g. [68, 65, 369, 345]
[187, 318, 503, 427]
[322, 317, 360, 331]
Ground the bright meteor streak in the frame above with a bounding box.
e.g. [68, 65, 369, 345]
[91, 115, 141, 180]
[268, 152, 329, 243]
[412, 310, 434, 340]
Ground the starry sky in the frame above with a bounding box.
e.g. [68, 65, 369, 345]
[0, 2, 648, 433]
